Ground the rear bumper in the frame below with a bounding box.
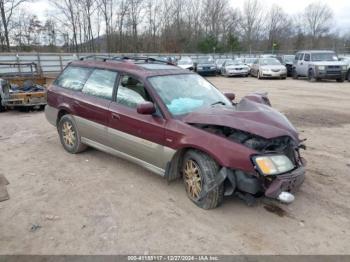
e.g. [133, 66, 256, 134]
[45, 105, 59, 127]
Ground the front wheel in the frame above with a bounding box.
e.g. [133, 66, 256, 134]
[182, 150, 224, 209]
[58, 114, 87, 154]
[0, 96, 6, 112]
[308, 69, 316, 82]
[292, 69, 298, 79]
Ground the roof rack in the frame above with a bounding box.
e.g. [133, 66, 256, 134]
[79, 55, 175, 65]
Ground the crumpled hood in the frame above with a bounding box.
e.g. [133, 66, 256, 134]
[181, 98, 299, 142]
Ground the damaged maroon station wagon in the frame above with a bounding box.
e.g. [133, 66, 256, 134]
[45, 56, 306, 209]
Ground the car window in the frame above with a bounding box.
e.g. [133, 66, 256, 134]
[55, 66, 92, 91]
[297, 53, 304, 61]
[116, 75, 151, 108]
[82, 69, 117, 100]
[304, 54, 311, 61]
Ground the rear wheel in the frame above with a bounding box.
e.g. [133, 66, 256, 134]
[58, 115, 87, 154]
[182, 150, 224, 209]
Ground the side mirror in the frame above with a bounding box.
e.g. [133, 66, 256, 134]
[137, 102, 156, 115]
[224, 93, 235, 101]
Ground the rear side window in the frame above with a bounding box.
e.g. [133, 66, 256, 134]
[82, 69, 118, 100]
[55, 66, 92, 91]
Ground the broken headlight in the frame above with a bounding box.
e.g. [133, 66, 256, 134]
[252, 155, 294, 175]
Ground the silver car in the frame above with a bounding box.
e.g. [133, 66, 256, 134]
[251, 58, 287, 79]
[221, 59, 249, 77]
[215, 59, 233, 74]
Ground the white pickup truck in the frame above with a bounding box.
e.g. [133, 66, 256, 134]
[292, 50, 348, 82]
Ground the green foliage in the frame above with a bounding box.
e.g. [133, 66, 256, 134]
[227, 33, 240, 52]
[197, 35, 218, 53]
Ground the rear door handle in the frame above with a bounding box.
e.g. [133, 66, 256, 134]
[111, 113, 120, 120]
[74, 100, 80, 106]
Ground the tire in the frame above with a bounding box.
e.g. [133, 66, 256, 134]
[347, 70, 350, 82]
[182, 150, 224, 209]
[0, 96, 6, 112]
[308, 69, 316, 82]
[58, 114, 87, 154]
[336, 77, 344, 83]
[292, 69, 298, 79]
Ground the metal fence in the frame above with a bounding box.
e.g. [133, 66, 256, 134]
[0, 51, 349, 75]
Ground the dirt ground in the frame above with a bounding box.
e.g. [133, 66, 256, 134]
[0, 77, 350, 255]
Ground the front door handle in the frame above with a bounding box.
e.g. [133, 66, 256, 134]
[111, 113, 120, 120]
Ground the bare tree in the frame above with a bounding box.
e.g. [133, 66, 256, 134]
[0, 0, 28, 51]
[303, 2, 334, 48]
[239, 0, 264, 53]
[51, 0, 80, 53]
[127, 0, 144, 52]
[266, 5, 292, 51]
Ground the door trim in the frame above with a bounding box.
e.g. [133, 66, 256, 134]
[81, 137, 174, 176]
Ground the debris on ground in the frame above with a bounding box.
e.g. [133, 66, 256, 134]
[44, 215, 60, 221]
[30, 224, 41, 232]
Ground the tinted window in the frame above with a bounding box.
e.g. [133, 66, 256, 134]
[82, 69, 117, 100]
[116, 76, 151, 108]
[55, 66, 92, 91]
[297, 53, 304, 61]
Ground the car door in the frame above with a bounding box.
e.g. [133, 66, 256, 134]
[295, 53, 304, 75]
[74, 68, 118, 145]
[301, 53, 311, 76]
[107, 74, 169, 173]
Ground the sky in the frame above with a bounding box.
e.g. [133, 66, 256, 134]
[25, 0, 350, 34]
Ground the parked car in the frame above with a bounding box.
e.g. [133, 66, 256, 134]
[215, 58, 233, 74]
[177, 57, 194, 70]
[242, 58, 257, 74]
[45, 57, 306, 209]
[293, 50, 347, 82]
[194, 57, 217, 76]
[339, 56, 350, 82]
[221, 59, 249, 77]
[0, 62, 47, 112]
[277, 55, 295, 77]
[250, 58, 287, 79]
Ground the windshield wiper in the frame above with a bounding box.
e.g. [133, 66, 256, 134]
[211, 101, 226, 106]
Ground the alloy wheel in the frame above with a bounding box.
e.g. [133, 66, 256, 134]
[62, 121, 76, 147]
[183, 159, 202, 199]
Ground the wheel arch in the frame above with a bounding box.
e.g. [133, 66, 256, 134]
[165, 145, 223, 182]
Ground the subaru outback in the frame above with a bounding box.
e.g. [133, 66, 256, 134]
[45, 56, 306, 209]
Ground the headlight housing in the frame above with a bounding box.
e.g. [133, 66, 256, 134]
[210, 66, 216, 69]
[197, 66, 203, 70]
[253, 155, 294, 175]
[318, 65, 325, 71]
[342, 65, 347, 70]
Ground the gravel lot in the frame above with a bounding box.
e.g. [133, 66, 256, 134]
[0, 77, 350, 255]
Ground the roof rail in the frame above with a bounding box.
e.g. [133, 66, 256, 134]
[79, 55, 116, 61]
[79, 55, 176, 65]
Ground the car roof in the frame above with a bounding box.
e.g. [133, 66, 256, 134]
[297, 50, 335, 53]
[70, 60, 191, 79]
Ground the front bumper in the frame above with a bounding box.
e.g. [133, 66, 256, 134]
[316, 70, 346, 80]
[264, 166, 305, 199]
[197, 69, 217, 76]
[261, 71, 287, 78]
[226, 69, 249, 76]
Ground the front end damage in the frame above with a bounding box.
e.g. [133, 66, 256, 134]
[190, 124, 306, 204]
